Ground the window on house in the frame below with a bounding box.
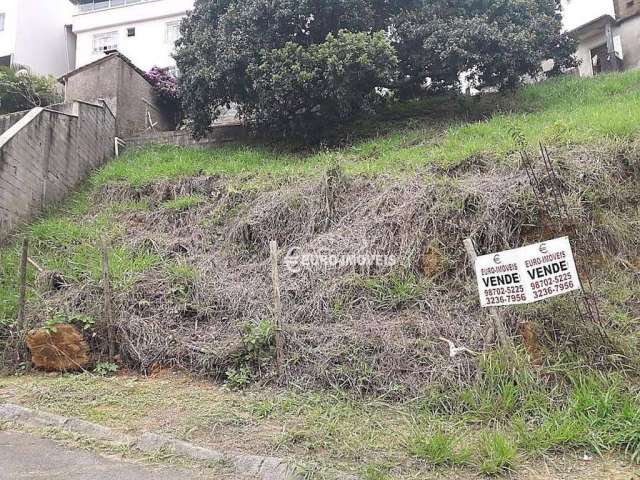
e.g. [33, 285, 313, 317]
[127, 27, 136, 37]
[93, 31, 119, 53]
[77, 1, 153, 12]
[93, 0, 110, 10]
[165, 21, 181, 45]
[0, 13, 5, 32]
[78, 0, 95, 12]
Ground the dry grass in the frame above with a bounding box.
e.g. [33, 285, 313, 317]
[1, 140, 639, 397]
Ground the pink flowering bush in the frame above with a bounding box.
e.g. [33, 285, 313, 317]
[145, 66, 181, 126]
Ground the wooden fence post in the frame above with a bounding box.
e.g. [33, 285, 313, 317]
[464, 238, 513, 349]
[269, 240, 285, 374]
[16, 238, 29, 343]
[101, 237, 116, 358]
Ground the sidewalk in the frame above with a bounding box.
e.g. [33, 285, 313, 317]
[0, 430, 205, 480]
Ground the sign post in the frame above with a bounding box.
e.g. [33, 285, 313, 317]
[464, 238, 512, 348]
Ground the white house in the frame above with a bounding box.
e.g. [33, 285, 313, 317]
[0, 0, 75, 76]
[68, 0, 194, 72]
[568, 0, 640, 76]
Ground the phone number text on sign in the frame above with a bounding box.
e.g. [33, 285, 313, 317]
[475, 237, 582, 307]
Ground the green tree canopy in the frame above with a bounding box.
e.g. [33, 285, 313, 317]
[175, 0, 576, 137]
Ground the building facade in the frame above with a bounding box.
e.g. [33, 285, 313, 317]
[570, 0, 640, 77]
[69, 0, 193, 72]
[60, 52, 175, 137]
[0, 0, 75, 76]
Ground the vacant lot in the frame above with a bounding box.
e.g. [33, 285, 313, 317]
[1, 71, 640, 478]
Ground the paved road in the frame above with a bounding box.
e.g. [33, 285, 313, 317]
[0, 430, 203, 480]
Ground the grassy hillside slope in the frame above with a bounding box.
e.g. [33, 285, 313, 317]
[1, 71, 640, 477]
[92, 70, 640, 185]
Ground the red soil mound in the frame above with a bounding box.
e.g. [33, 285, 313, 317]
[26, 324, 90, 372]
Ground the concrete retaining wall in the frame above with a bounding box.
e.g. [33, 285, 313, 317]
[0, 100, 116, 242]
[125, 124, 246, 150]
[0, 110, 30, 135]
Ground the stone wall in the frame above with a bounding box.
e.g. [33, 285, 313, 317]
[125, 125, 246, 150]
[0, 101, 116, 242]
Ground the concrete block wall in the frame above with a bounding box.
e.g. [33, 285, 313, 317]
[0, 100, 116, 242]
[0, 110, 30, 135]
[62, 53, 174, 138]
[125, 125, 246, 150]
[115, 59, 175, 137]
[619, 16, 640, 72]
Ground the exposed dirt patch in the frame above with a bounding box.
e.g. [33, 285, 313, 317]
[26, 324, 90, 372]
[517, 454, 639, 480]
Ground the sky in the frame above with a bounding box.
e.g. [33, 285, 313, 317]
[562, 0, 616, 30]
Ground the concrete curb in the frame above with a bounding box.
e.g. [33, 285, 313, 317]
[0, 403, 301, 480]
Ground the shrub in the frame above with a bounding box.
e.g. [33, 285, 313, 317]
[225, 366, 253, 389]
[391, 0, 577, 97]
[0, 66, 62, 114]
[93, 362, 119, 376]
[246, 30, 397, 137]
[145, 66, 181, 127]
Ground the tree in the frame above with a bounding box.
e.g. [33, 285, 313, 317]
[176, 0, 577, 137]
[176, 0, 390, 137]
[0, 66, 62, 115]
[391, 0, 578, 96]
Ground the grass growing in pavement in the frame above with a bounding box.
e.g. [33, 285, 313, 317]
[2, 423, 232, 478]
[1, 349, 639, 478]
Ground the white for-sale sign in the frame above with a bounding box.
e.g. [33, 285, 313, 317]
[474, 237, 582, 307]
